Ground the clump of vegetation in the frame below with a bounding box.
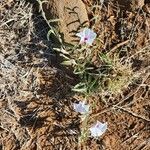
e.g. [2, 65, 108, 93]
[39, 18, 135, 144]
[37, 0, 150, 144]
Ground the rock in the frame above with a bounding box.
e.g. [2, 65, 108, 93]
[41, 0, 89, 44]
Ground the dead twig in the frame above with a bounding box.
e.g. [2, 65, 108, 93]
[108, 40, 129, 55]
[114, 105, 150, 122]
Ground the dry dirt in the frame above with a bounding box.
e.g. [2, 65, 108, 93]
[0, 0, 150, 150]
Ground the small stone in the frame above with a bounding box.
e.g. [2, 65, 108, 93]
[42, 0, 89, 44]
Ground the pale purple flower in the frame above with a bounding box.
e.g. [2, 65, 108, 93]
[76, 28, 97, 45]
[89, 121, 107, 137]
[73, 101, 90, 114]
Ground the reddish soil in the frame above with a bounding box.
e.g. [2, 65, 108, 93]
[0, 0, 150, 150]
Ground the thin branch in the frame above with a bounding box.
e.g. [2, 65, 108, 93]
[114, 105, 150, 122]
[108, 40, 129, 55]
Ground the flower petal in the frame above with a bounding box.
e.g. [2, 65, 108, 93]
[73, 101, 90, 114]
[76, 28, 96, 45]
[76, 32, 84, 38]
[90, 121, 107, 137]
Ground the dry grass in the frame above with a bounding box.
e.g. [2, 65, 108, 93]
[0, 0, 150, 149]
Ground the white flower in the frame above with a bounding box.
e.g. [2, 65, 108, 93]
[76, 28, 97, 45]
[73, 101, 90, 114]
[89, 121, 107, 137]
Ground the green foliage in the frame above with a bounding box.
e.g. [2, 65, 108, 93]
[38, 0, 134, 97]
